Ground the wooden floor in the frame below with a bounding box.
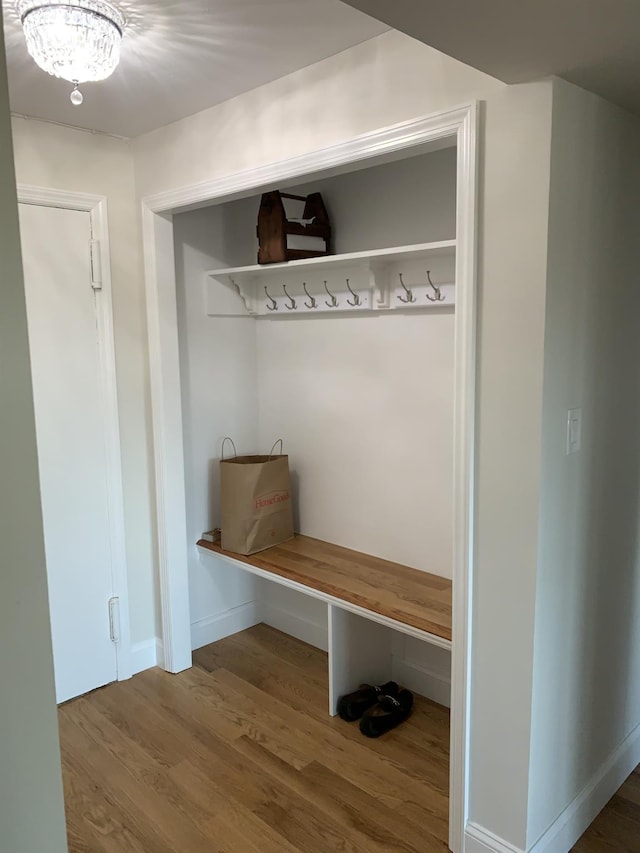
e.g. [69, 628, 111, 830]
[573, 764, 640, 851]
[59, 624, 451, 852]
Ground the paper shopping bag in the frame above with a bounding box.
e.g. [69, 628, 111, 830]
[220, 438, 294, 555]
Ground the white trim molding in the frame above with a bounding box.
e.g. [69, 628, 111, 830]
[391, 656, 451, 710]
[130, 638, 158, 675]
[260, 600, 329, 653]
[140, 103, 479, 853]
[466, 721, 640, 853]
[465, 823, 524, 853]
[141, 205, 193, 674]
[191, 602, 261, 651]
[16, 185, 133, 682]
[528, 721, 640, 853]
[448, 100, 478, 853]
[144, 108, 463, 215]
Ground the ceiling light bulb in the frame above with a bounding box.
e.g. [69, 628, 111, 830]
[17, 1, 125, 95]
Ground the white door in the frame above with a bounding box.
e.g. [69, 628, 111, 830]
[19, 202, 118, 703]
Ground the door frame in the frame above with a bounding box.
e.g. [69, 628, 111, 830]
[140, 102, 477, 853]
[18, 185, 132, 683]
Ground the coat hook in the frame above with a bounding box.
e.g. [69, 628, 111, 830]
[302, 282, 317, 309]
[283, 283, 297, 310]
[264, 285, 278, 311]
[425, 270, 444, 302]
[324, 280, 338, 308]
[345, 278, 361, 307]
[397, 273, 416, 304]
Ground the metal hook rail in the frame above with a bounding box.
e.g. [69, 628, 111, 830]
[264, 281, 358, 311]
[302, 282, 317, 309]
[265, 285, 278, 311]
[345, 278, 361, 307]
[324, 280, 338, 308]
[283, 284, 297, 310]
[425, 270, 444, 302]
[397, 273, 417, 304]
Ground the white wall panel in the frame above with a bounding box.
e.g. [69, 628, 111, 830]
[174, 208, 260, 627]
[257, 310, 454, 576]
[527, 79, 640, 849]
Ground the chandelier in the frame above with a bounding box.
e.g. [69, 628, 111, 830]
[17, 0, 125, 105]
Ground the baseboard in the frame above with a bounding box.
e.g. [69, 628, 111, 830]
[528, 720, 640, 853]
[261, 600, 329, 652]
[465, 823, 524, 853]
[465, 723, 640, 853]
[392, 655, 451, 708]
[129, 638, 159, 675]
[190, 601, 261, 651]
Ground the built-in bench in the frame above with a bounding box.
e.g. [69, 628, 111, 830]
[197, 535, 453, 713]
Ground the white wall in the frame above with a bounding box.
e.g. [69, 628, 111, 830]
[259, 149, 456, 574]
[173, 207, 260, 650]
[0, 25, 68, 852]
[256, 151, 456, 575]
[256, 308, 455, 576]
[260, 581, 329, 652]
[10, 118, 158, 649]
[140, 32, 554, 848]
[527, 79, 640, 849]
[181, 144, 457, 265]
[133, 31, 505, 199]
[285, 146, 457, 253]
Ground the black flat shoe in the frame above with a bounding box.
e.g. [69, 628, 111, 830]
[359, 689, 413, 737]
[337, 681, 399, 722]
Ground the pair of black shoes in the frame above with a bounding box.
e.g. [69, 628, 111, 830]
[337, 680, 413, 737]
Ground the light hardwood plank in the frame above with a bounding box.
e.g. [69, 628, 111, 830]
[199, 535, 452, 639]
[61, 708, 222, 853]
[573, 763, 640, 851]
[302, 761, 449, 853]
[59, 625, 450, 853]
[213, 665, 450, 794]
[194, 624, 451, 764]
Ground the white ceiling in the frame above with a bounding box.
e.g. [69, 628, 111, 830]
[342, 0, 640, 116]
[2, 0, 388, 137]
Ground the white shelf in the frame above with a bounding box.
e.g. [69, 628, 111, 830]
[205, 240, 456, 317]
[206, 240, 456, 279]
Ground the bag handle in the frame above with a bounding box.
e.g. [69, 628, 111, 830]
[221, 437, 238, 459]
[268, 439, 284, 458]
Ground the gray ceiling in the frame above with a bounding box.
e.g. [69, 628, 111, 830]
[341, 0, 640, 116]
[2, 0, 387, 137]
[5, 0, 640, 139]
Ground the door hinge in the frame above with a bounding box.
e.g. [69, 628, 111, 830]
[90, 240, 102, 290]
[108, 596, 120, 643]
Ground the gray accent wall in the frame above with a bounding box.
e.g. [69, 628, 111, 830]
[0, 15, 68, 853]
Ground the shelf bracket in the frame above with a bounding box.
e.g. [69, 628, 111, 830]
[229, 275, 256, 315]
[371, 265, 390, 310]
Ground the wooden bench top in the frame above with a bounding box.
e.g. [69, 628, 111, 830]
[197, 535, 452, 642]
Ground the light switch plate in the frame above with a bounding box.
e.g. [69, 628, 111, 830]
[566, 408, 582, 455]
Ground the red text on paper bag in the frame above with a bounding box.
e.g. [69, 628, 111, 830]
[255, 490, 290, 511]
